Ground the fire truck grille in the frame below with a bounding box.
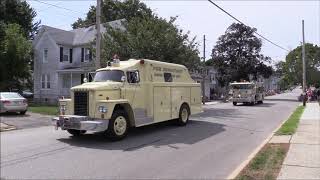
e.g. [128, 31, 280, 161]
[74, 91, 89, 116]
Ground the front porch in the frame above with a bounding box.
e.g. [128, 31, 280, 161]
[57, 68, 94, 98]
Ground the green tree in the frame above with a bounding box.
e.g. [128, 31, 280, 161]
[283, 43, 320, 86]
[0, 0, 40, 39]
[0, 0, 39, 91]
[210, 23, 273, 86]
[72, 0, 152, 29]
[102, 16, 200, 70]
[0, 24, 32, 91]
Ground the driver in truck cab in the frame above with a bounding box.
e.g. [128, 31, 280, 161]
[53, 59, 202, 140]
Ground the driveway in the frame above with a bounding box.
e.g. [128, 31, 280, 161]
[0, 112, 52, 130]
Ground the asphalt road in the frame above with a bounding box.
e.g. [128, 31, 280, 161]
[0, 89, 300, 179]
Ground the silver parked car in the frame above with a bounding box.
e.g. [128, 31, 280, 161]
[0, 92, 28, 114]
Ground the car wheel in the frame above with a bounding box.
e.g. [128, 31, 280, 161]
[106, 110, 129, 141]
[233, 102, 237, 106]
[67, 129, 86, 136]
[20, 110, 27, 115]
[176, 104, 190, 126]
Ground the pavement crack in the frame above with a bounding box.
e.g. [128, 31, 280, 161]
[289, 135, 293, 143]
[2, 142, 63, 158]
[1, 146, 74, 167]
[124, 139, 162, 151]
[225, 125, 264, 133]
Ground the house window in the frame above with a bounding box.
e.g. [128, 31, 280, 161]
[62, 74, 71, 88]
[43, 48, 48, 63]
[41, 74, 51, 89]
[60, 47, 70, 62]
[41, 74, 45, 88]
[81, 48, 92, 62]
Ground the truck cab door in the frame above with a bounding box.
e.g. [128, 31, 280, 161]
[125, 70, 141, 104]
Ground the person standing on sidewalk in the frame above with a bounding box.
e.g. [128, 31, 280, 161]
[307, 87, 314, 102]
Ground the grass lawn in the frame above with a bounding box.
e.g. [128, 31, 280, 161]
[28, 105, 58, 116]
[275, 106, 305, 135]
[236, 143, 289, 180]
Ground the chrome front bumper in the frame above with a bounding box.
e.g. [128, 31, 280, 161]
[52, 115, 108, 132]
[232, 97, 254, 103]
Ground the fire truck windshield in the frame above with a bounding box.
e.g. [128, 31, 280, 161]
[93, 70, 124, 82]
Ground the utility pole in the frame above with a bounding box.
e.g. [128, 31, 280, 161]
[302, 20, 307, 106]
[95, 0, 101, 69]
[202, 35, 206, 104]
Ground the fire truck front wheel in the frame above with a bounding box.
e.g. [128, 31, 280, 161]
[106, 110, 129, 141]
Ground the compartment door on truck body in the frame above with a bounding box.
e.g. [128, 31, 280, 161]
[190, 86, 202, 114]
[153, 86, 171, 122]
[171, 87, 190, 119]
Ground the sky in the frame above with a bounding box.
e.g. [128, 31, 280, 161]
[27, 0, 320, 65]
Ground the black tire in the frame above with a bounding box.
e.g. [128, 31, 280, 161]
[176, 104, 190, 126]
[106, 109, 129, 141]
[67, 129, 86, 136]
[20, 110, 27, 115]
[233, 102, 237, 106]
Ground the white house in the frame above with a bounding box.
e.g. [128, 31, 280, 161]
[32, 20, 123, 104]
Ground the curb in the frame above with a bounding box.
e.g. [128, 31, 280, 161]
[227, 104, 300, 179]
[0, 123, 17, 132]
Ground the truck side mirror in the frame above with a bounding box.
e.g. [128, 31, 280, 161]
[83, 77, 88, 83]
[121, 76, 126, 82]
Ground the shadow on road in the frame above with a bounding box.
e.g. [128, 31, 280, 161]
[0, 112, 30, 117]
[57, 120, 225, 151]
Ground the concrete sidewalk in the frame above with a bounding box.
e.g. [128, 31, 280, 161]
[277, 103, 320, 179]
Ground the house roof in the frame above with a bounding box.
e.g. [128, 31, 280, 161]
[33, 19, 125, 47]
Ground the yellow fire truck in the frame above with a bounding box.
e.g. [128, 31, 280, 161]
[53, 59, 202, 140]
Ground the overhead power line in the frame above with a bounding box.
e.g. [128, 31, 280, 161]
[207, 0, 289, 52]
[33, 0, 87, 16]
[37, 2, 60, 12]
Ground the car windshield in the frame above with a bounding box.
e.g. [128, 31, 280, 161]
[1, 93, 22, 99]
[93, 70, 124, 82]
[231, 84, 254, 89]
